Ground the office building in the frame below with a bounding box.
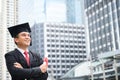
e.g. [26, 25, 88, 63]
[0, 0, 18, 80]
[30, 22, 87, 80]
[66, 0, 86, 25]
[84, 0, 120, 60]
[84, 0, 120, 79]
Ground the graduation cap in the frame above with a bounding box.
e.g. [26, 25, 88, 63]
[8, 23, 31, 38]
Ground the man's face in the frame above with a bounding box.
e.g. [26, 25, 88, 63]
[14, 32, 31, 47]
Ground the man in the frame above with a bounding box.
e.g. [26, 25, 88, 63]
[5, 23, 48, 80]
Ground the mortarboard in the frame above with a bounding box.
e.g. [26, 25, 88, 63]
[8, 23, 31, 38]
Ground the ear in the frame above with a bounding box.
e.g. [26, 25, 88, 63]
[30, 35, 32, 46]
[14, 38, 19, 43]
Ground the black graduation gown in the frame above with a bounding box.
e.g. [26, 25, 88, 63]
[5, 49, 48, 80]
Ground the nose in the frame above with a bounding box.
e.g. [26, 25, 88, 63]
[26, 35, 31, 39]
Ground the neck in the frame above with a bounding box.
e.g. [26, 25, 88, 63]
[17, 45, 28, 51]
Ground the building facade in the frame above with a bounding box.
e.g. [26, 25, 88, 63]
[66, 0, 86, 25]
[85, 0, 120, 80]
[0, 0, 18, 80]
[30, 22, 87, 80]
[85, 0, 120, 60]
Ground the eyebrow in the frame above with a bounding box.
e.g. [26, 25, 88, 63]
[19, 32, 30, 36]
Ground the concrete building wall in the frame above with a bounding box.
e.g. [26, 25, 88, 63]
[30, 22, 87, 80]
[0, 0, 18, 80]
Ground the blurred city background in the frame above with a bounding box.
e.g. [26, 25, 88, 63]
[0, 0, 120, 80]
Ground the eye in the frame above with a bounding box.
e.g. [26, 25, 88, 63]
[19, 32, 30, 37]
[21, 34, 26, 37]
[28, 34, 30, 37]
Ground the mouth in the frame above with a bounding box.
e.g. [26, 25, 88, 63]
[24, 40, 30, 43]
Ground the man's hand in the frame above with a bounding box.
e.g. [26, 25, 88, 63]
[14, 62, 23, 69]
[43, 57, 48, 66]
[40, 62, 48, 73]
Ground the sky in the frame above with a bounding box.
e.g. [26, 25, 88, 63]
[46, 0, 66, 22]
[19, 0, 66, 26]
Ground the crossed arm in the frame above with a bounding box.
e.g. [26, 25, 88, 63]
[5, 53, 48, 79]
[14, 62, 47, 73]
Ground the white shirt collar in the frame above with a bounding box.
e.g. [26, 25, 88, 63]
[16, 47, 29, 54]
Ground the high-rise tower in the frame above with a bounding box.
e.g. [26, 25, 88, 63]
[84, 0, 120, 60]
[66, 0, 86, 25]
[0, 0, 18, 80]
[30, 22, 87, 80]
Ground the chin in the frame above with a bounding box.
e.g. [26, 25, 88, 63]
[27, 44, 30, 46]
[25, 43, 30, 46]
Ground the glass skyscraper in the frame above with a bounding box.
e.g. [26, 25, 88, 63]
[85, 0, 120, 60]
[66, 0, 86, 25]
